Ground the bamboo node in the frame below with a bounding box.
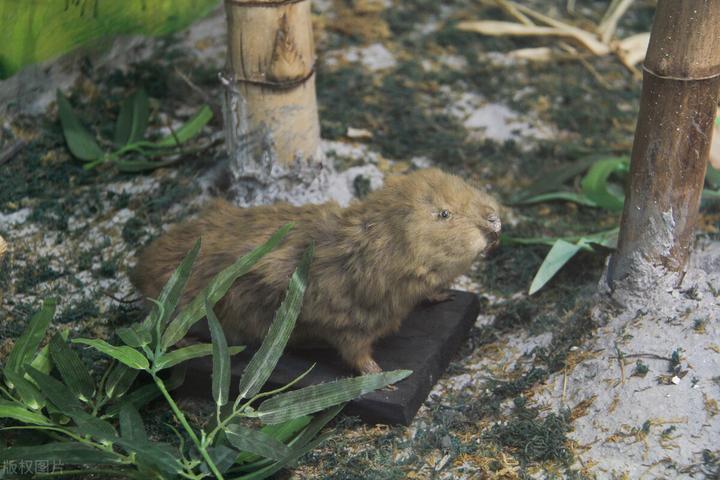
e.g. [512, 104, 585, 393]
[642, 64, 720, 82]
[219, 69, 316, 91]
[225, 0, 307, 7]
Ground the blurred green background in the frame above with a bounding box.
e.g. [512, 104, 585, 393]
[0, 0, 220, 79]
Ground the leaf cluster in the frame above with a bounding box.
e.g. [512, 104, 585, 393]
[57, 89, 213, 172]
[505, 146, 720, 295]
[0, 225, 411, 479]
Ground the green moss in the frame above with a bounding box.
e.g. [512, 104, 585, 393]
[56, 298, 100, 325]
[631, 360, 649, 378]
[122, 217, 146, 246]
[486, 398, 573, 465]
[15, 256, 64, 293]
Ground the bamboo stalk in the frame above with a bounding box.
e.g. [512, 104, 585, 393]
[607, 0, 720, 291]
[222, 0, 325, 204]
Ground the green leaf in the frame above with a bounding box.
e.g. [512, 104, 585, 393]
[528, 239, 584, 295]
[72, 339, 149, 370]
[29, 329, 69, 376]
[234, 416, 312, 464]
[161, 224, 293, 350]
[119, 402, 148, 444]
[580, 156, 629, 212]
[114, 89, 149, 146]
[49, 333, 95, 402]
[237, 244, 313, 400]
[104, 363, 140, 399]
[206, 297, 230, 407]
[0, 442, 122, 465]
[6, 298, 56, 375]
[56, 90, 104, 161]
[225, 423, 291, 461]
[154, 105, 213, 147]
[514, 191, 599, 207]
[117, 324, 152, 349]
[0, 400, 51, 425]
[155, 344, 245, 371]
[144, 238, 201, 348]
[255, 370, 412, 424]
[3, 369, 46, 411]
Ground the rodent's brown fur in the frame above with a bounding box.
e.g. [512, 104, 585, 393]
[131, 168, 501, 374]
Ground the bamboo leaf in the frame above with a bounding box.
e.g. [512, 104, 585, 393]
[155, 344, 245, 371]
[161, 224, 293, 350]
[105, 363, 140, 399]
[0, 442, 122, 465]
[154, 105, 213, 147]
[143, 238, 201, 347]
[116, 157, 178, 173]
[206, 297, 230, 407]
[513, 191, 599, 207]
[225, 423, 291, 461]
[510, 155, 600, 203]
[3, 369, 46, 411]
[0, 400, 51, 425]
[119, 402, 148, 444]
[72, 339, 149, 370]
[234, 405, 344, 479]
[234, 433, 331, 480]
[29, 329, 69, 376]
[706, 164, 720, 190]
[114, 89, 149, 146]
[234, 416, 312, 465]
[117, 324, 151, 349]
[105, 366, 185, 416]
[49, 333, 95, 402]
[580, 156, 629, 211]
[208, 445, 239, 474]
[6, 299, 56, 375]
[529, 239, 584, 295]
[56, 90, 104, 161]
[237, 243, 314, 400]
[26, 367, 116, 440]
[255, 370, 412, 424]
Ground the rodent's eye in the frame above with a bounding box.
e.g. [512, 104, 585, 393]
[439, 209, 451, 219]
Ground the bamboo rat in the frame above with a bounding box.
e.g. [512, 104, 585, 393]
[131, 168, 501, 374]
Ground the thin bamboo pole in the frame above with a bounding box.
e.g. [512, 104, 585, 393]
[222, 0, 326, 204]
[607, 0, 720, 292]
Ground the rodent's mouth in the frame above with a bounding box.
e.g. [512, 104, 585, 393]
[482, 230, 501, 255]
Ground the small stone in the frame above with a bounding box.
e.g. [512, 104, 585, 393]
[671, 376, 681, 385]
[346, 127, 373, 140]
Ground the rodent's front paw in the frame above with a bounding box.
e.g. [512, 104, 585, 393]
[426, 290, 455, 303]
[359, 358, 382, 375]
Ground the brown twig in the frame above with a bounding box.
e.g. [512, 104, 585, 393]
[0, 140, 26, 166]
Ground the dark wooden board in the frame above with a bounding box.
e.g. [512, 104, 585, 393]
[177, 290, 480, 425]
